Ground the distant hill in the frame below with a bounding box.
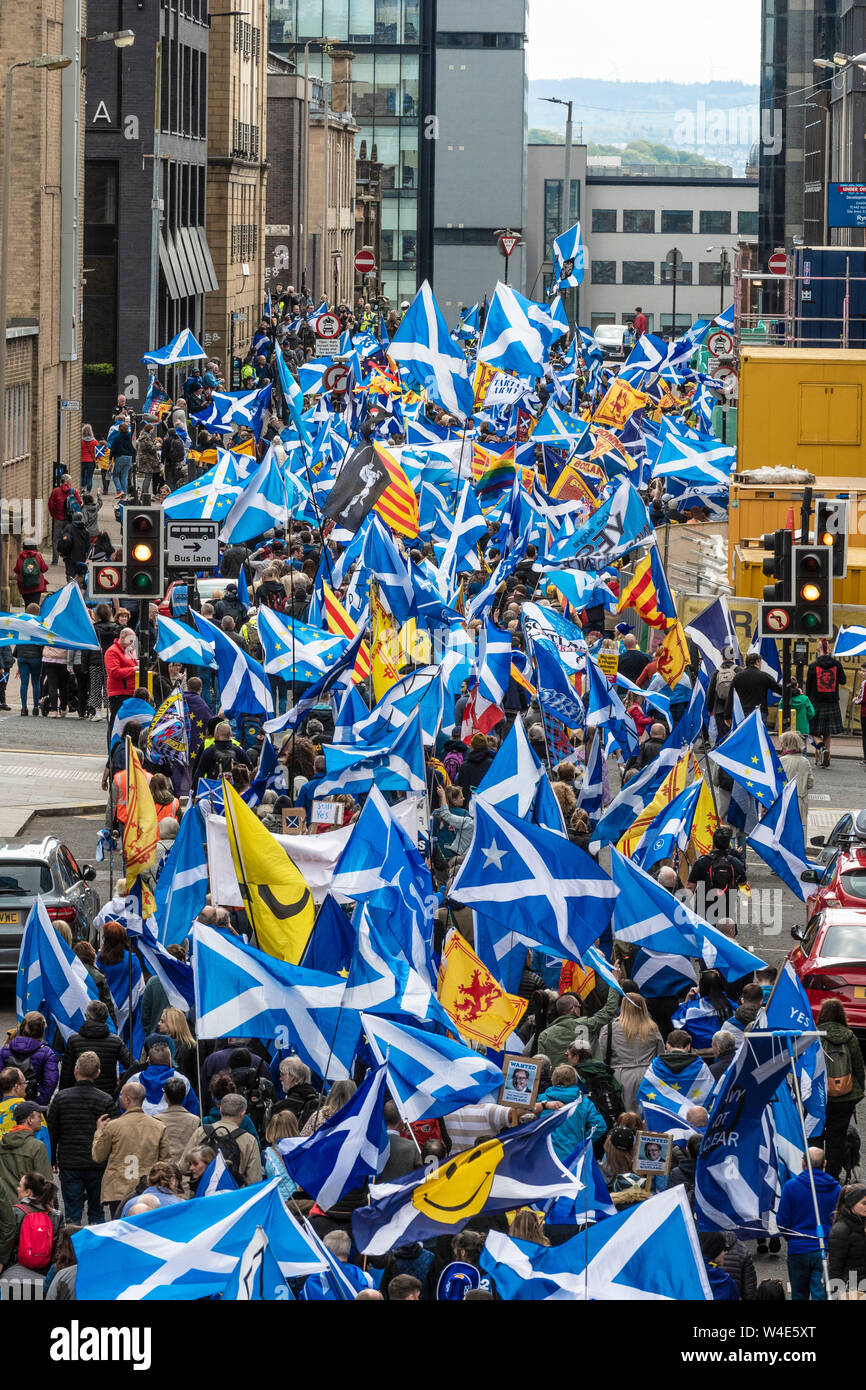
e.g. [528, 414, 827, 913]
[529, 134, 731, 169]
[528, 78, 760, 173]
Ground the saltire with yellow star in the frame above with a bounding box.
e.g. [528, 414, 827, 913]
[707, 707, 786, 808]
[223, 778, 315, 962]
[636, 1052, 715, 1133]
[618, 547, 677, 630]
[437, 930, 527, 1048]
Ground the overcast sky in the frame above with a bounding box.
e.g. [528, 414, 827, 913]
[526, 0, 760, 85]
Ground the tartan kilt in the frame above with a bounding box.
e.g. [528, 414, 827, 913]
[809, 704, 843, 737]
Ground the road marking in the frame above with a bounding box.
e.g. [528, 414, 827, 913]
[0, 765, 101, 782]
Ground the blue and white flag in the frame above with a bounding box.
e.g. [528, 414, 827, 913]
[834, 625, 866, 659]
[352, 1106, 583, 1255]
[221, 1225, 293, 1300]
[16, 898, 100, 1042]
[193, 385, 272, 440]
[350, 667, 443, 748]
[73, 1179, 324, 1300]
[360, 1013, 503, 1124]
[533, 641, 586, 730]
[341, 904, 453, 1030]
[715, 304, 735, 330]
[40, 581, 102, 650]
[576, 731, 605, 823]
[547, 570, 617, 612]
[195, 1151, 238, 1199]
[637, 1053, 715, 1134]
[192, 609, 272, 717]
[257, 606, 346, 682]
[219, 449, 287, 543]
[696, 1032, 814, 1237]
[450, 795, 617, 962]
[163, 450, 246, 521]
[263, 619, 368, 738]
[152, 802, 209, 946]
[319, 709, 426, 798]
[684, 594, 739, 674]
[747, 780, 811, 901]
[481, 1186, 711, 1300]
[279, 1063, 389, 1211]
[632, 780, 702, 869]
[388, 280, 475, 421]
[192, 924, 358, 1081]
[551, 221, 585, 293]
[142, 328, 206, 366]
[476, 716, 545, 819]
[545, 480, 654, 566]
[274, 348, 313, 449]
[438, 481, 488, 587]
[360, 515, 416, 624]
[544, 1138, 617, 1229]
[708, 707, 785, 807]
[766, 960, 827, 1137]
[585, 656, 630, 730]
[652, 418, 736, 486]
[156, 615, 216, 669]
[478, 282, 560, 379]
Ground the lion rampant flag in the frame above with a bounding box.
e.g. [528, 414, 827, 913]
[122, 739, 159, 917]
[437, 931, 527, 1049]
[370, 581, 401, 702]
[591, 378, 648, 429]
[656, 619, 690, 689]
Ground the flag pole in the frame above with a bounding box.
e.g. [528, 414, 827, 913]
[783, 1032, 832, 1299]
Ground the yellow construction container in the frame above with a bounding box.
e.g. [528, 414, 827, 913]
[738, 347, 866, 476]
[728, 478, 863, 583]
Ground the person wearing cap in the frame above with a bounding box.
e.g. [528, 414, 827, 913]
[0, 1100, 53, 1260]
[213, 583, 248, 628]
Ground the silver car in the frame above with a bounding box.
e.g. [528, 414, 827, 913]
[0, 836, 100, 979]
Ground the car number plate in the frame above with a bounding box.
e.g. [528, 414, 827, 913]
[854, 987, 866, 999]
[0, 911, 19, 925]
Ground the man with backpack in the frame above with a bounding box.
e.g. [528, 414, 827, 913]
[47, 474, 82, 563]
[181, 1093, 262, 1187]
[707, 649, 738, 738]
[13, 543, 48, 601]
[192, 721, 251, 782]
[686, 825, 747, 921]
[162, 426, 187, 490]
[0, 1102, 54, 1263]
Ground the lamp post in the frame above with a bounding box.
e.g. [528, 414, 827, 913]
[706, 245, 734, 313]
[0, 54, 71, 480]
[540, 95, 574, 238]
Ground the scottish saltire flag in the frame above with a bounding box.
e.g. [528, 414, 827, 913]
[220, 449, 287, 543]
[696, 1032, 815, 1237]
[651, 419, 736, 485]
[476, 716, 545, 818]
[834, 625, 866, 658]
[547, 570, 617, 612]
[193, 609, 272, 717]
[16, 898, 100, 1042]
[388, 280, 474, 420]
[450, 796, 617, 962]
[142, 328, 206, 366]
[589, 685, 706, 850]
[257, 606, 346, 682]
[73, 1179, 324, 1300]
[331, 788, 434, 986]
[360, 1013, 503, 1124]
[192, 924, 359, 1081]
[766, 960, 827, 1137]
[637, 1053, 715, 1134]
[617, 333, 669, 386]
[545, 479, 654, 565]
[156, 615, 216, 669]
[163, 450, 246, 521]
[453, 303, 480, 341]
[279, 1064, 389, 1210]
[684, 594, 739, 673]
[263, 620, 368, 737]
[631, 780, 702, 869]
[222, 1225, 293, 1300]
[40, 581, 101, 650]
[585, 656, 630, 729]
[193, 385, 272, 440]
[533, 640, 586, 730]
[747, 780, 811, 901]
[709, 708, 785, 807]
[464, 617, 512, 734]
[551, 221, 585, 292]
[195, 1151, 238, 1199]
[274, 346, 313, 449]
[716, 304, 735, 330]
[348, 667, 440, 745]
[319, 709, 427, 797]
[481, 1186, 711, 1301]
[352, 1106, 584, 1255]
[477, 282, 560, 378]
[152, 802, 208, 947]
[576, 731, 605, 823]
[438, 481, 488, 586]
[360, 515, 415, 623]
[341, 904, 453, 1030]
[632, 949, 697, 1001]
[544, 1138, 617, 1229]
[664, 318, 711, 371]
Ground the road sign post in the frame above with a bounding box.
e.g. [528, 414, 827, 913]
[314, 311, 341, 358]
[707, 329, 734, 358]
[165, 519, 220, 572]
[355, 247, 376, 277]
[497, 232, 520, 285]
[768, 251, 787, 276]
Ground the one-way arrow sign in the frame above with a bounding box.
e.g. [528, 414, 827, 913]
[165, 520, 220, 571]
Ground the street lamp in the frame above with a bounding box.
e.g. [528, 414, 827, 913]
[706, 245, 735, 313]
[540, 96, 575, 248]
[814, 51, 866, 184]
[0, 55, 71, 482]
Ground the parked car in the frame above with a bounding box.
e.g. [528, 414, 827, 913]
[0, 836, 100, 979]
[788, 906, 866, 1032]
[593, 323, 630, 361]
[809, 808, 866, 869]
[801, 844, 866, 915]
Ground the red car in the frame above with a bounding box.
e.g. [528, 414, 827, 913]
[801, 845, 866, 915]
[788, 907, 866, 1031]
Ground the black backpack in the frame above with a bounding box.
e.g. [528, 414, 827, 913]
[230, 1066, 274, 1142]
[583, 1050, 624, 1132]
[202, 1123, 245, 1185]
[706, 852, 736, 895]
[13, 1053, 40, 1102]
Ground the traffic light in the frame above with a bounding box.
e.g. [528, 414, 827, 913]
[814, 498, 849, 579]
[793, 545, 832, 637]
[761, 528, 793, 604]
[123, 505, 163, 599]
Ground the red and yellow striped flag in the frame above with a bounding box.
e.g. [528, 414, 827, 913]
[618, 552, 668, 630]
[322, 581, 371, 684]
[372, 442, 419, 537]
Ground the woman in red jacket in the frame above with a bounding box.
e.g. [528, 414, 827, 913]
[104, 627, 138, 730]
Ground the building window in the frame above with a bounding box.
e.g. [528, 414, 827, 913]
[699, 210, 731, 235]
[661, 209, 693, 234]
[591, 260, 616, 284]
[660, 260, 693, 284]
[660, 313, 692, 334]
[738, 209, 758, 236]
[699, 260, 730, 285]
[592, 208, 616, 233]
[436, 32, 524, 48]
[543, 178, 580, 259]
[622, 260, 654, 285]
[623, 209, 655, 234]
[3, 383, 30, 466]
